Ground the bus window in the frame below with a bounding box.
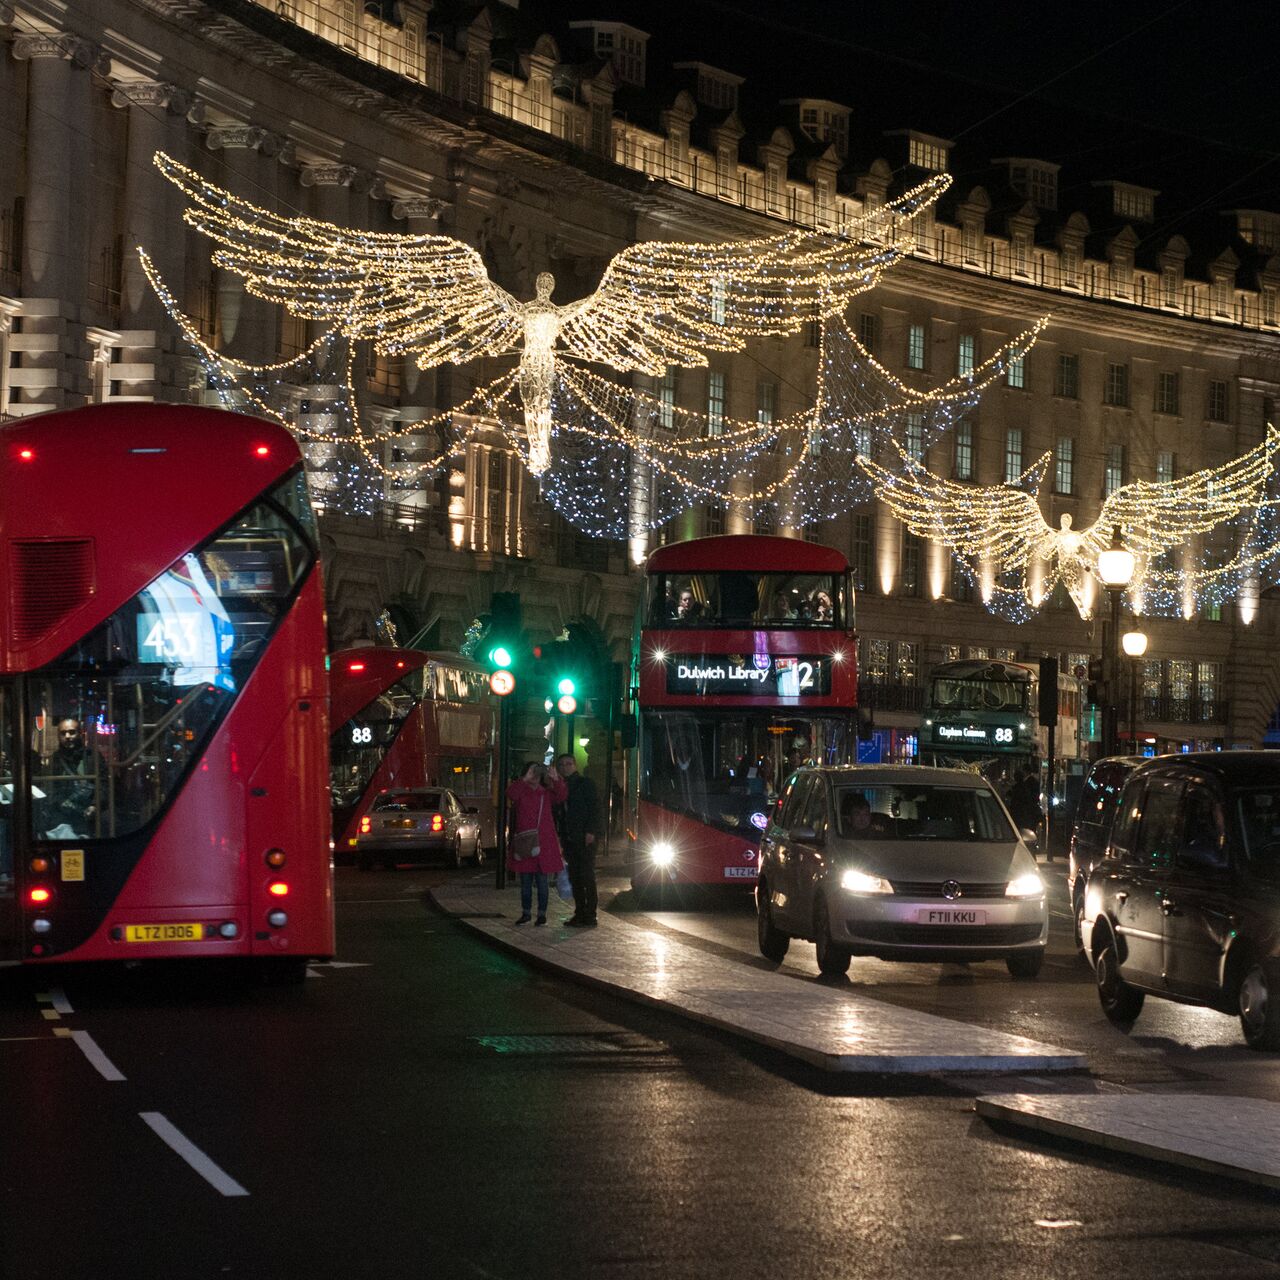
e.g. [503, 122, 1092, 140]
[648, 572, 847, 628]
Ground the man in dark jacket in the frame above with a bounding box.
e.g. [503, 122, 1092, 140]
[555, 753, 604, 927]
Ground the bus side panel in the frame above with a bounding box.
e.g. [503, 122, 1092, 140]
[59, 570, 330, 962]
[635, 800, 759, 887]
[335, 703, 432, 852]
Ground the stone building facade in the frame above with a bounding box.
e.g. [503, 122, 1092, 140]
[4, 0, 1279, 754]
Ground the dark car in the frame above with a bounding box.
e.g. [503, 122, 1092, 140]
[1081, 751, 1280, 1049]
[1068, 757, 1143, 953]
[354, 788, 484, 871]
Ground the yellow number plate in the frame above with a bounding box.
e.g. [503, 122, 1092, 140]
[124, 923, 204, 943]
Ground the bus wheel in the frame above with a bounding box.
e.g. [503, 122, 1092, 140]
[256, 957, 309, 986]
[756, 880, 790, 963]
[813, 897, 851, 977]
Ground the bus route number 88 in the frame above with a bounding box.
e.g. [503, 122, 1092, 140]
[993, 726, 1014, 745]
[351, 724, 374, 745]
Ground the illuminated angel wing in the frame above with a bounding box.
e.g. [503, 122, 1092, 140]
[557, 175, 950, 375]
[1086, 427, 1280, 560]
[154, 152, 523, 366]
[857, 450, 1051, 567]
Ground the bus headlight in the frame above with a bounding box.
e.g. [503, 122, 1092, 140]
[1005, 872, 1045, 898]
[650, 841, 676, 867]
[840, 868, 892, 894]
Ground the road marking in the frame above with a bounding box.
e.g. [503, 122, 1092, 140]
[0, 1036, 45, 1042]
[340, 898, 421, 905]
[40, 1008, 60, 1021]
[56, 1028, 126, 1081]
[47, 987, 73, 1014]
[34, 987, 72, 1020]
[140, 1112, 249, 1197]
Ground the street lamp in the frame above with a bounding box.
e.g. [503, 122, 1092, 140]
[1096, 526, 1136, 756]
[1122, 628, 1148, 755]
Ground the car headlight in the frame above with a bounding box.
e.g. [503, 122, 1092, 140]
[840, 868, 892, 894]
[650, 841, 676, 867]
[1005, 871, 1045, 898]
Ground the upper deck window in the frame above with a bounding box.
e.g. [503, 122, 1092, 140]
[648, 571, 848, 628]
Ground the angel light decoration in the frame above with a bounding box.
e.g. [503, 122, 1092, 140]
[858, 429, 1280, 619]
[149, 152, 949, 475]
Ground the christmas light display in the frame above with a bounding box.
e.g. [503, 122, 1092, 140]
[860, 430, 1280, 620]
[151, 151, 951, 476]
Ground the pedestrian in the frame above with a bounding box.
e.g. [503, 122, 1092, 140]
[1009, 767, 1042, 838]
[555, 753, 605, 927]
[506, 761, 567, 925]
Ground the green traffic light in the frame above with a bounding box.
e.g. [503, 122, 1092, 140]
[557, 675, 576, 697]
[490, 645, 513, 669]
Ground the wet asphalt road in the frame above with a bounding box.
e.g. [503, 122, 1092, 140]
[1, 862, 1279, 1280]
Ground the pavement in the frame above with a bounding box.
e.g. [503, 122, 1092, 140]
[429, 880, 1086, 1074]
[435, 871, 1280, 1194]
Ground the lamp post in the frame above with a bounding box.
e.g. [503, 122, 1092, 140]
[1122, 628, 1148, 756]
[1096, 526, 1136, 757]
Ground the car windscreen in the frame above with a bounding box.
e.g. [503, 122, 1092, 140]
[1235, 789, 1280, 875]
[372, 792, 441, 812]
[835, 784, 1015, 842]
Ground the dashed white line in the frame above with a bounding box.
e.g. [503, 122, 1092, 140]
[47, 987, 73, 1014]
[139, 1112, 249, 1197]
[54, 1028, 126, 1081]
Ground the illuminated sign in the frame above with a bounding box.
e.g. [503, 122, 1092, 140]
[933, 722, 1019, 748]
[665, 654, 831, 697]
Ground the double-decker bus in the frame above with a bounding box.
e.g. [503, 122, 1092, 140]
[634, 535, 859, 891]
[0, 404, 333, 978]
[329, 647, 496, 867]
[918, 658, 1083, 808]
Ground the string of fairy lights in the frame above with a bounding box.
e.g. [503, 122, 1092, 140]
[143, 149, 1280, 622]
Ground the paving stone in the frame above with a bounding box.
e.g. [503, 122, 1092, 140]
[976, 1092, 1280, 1190]
[431, 884, 1086, 1075]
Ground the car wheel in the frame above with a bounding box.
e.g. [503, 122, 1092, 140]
[813, 895, 851, 977]
[450, 838, 464, 870]
[1006, 948, 1044, 979]
[756, 880, 790, 963]
[472, 840, 486, 867]
[1238, 961, 1280, 1050]
[1072, 889, 1087, 957]
[1096, 938, 1144, 1025]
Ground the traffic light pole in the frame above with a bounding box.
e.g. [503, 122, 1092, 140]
[495, 693, 511, 890]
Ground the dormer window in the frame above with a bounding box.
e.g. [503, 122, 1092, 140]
[786, 99, 850, 160]
[1100, 182, 1157, 223]
[569, 20, 649, 87]
[908, 138, 948, 172]
[1235, 211, 1280, 253]
[1003, 158, 1059, 210]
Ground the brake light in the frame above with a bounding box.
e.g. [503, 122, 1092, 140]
[360, 815, 371, 834]
[267, 881, 289, 897]
[431, 813, 444, 832]
[17, 447, 34, 461]
[348, 661, 366, 673]
[28, 887, 51, 905]
[253, 444, 270, 457]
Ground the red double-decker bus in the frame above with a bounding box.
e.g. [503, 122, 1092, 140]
[0, 403, 334, 978]
[634, 535, 860, 892]
[330, 647, 496, 867]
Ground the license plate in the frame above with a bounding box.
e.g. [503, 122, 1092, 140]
[918, 909, 985, 925]
[723, 867, 756, 879]
[124, 923, 203, 943]
[388, 819, 415, 829]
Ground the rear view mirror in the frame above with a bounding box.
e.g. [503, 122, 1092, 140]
[1020, 827, 1040, 850]
[788, 825, 821, 844]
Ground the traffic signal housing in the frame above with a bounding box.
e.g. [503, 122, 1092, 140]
[1085, 657, 1104, 707]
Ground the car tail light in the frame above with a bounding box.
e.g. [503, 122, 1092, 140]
[360, 816, 371, 834]
[431, 813, 444, 832]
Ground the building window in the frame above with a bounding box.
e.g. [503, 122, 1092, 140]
[1203, 601, 1223, 623]
[1011, 236, 1030, 276]
[961, 223, 979, 264]
[1006, 353, 1026, 390]
[803, 316, 821, 348]
[1054, 353, 1079, 399]
[1054, 437, 1074, 495]
[953, 422, 974, 480]
[966, 646, 991, 661]
[901, 531, 922, 597]
[1156, 450, 1175, 484]
[1161, 267, 1179, 307]
[1113, 186, 1154, 222]
[944, 644, 961, 662]
[908, 138, 947, 172]
[704, 501, 725, 536]
[905, 413, 925, 462]
[1004, 428, 1023, 483]
[906, 323, 926, 371]
[710, 278, 726, 325]
[1156, 370, 1180, 416]
[1105, 362, 1130, 408]
[1060, 245, 1079, 287]
[753, 507, 776, 536]
[658, 369, 676, 430]
[707, 371, 725, 437]
[957, 334, 975, 377]
[995, 648, 1019, 662]
[756, 381, 776, 452]
[858, 312, 878, 352]
[850, 512, 872, 591]
[864, 637, 890, 682]
[853, 423, 872, 459]
[895, 642, 919, 686]
[949, 556, 972, 602]
[1207, 379, 1228, 422]
[1104, 444, 1125, 497]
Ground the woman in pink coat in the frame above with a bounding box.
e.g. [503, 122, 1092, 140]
[507, 762, 568, 925]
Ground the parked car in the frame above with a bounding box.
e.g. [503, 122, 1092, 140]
[1081, 751, 1280, 1049]
[354, 788, 485, 870]
[1068, 757, 1144, 953]
[756, 765, 1047, 978]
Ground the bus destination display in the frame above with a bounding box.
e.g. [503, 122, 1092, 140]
[664, 653, 831, 697]
[931, 721, 1019, 748]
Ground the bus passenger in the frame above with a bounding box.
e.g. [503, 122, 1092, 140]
[44, 718, 95, 838]
[809, 589, 834, 622]
[674, 588, 702, 624]
[771, 590, 796, 620]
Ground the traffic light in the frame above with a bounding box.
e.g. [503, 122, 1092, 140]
[555, 675, 577, 715]
[1085, 657, 1104, 707]
[484, 592, 521, 696]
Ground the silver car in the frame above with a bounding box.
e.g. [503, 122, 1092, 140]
[756, 765, 1047, 977]
[355, 788, 485, 870]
